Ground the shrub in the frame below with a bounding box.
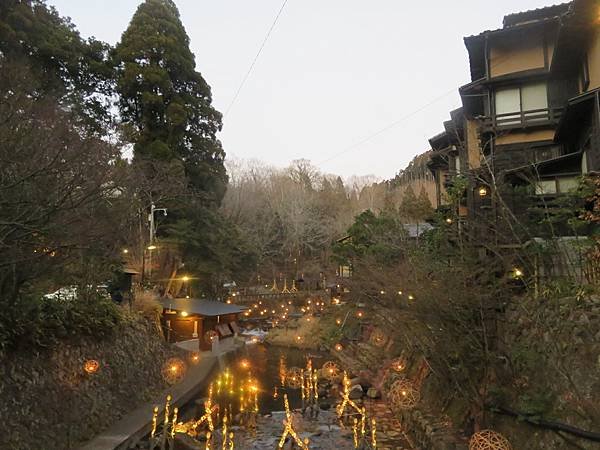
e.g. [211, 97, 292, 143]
[0, 293, 121, 354]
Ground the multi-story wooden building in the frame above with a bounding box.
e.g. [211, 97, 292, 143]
[427, 0, 599, 242]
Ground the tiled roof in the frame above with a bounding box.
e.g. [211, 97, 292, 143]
[464, 2, 571, 42]
[502, 2, 572, 28]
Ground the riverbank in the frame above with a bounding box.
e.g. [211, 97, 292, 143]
[265, 316, 325, 349]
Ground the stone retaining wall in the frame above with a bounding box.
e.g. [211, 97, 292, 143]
[0, 315, 185, 450]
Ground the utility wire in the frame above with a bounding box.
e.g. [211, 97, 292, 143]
[317, 50, 525, 166]
[318, 87, 457, 165]
[224, 0, 290, 118]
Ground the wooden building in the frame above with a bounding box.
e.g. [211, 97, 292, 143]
[159, 298, 247, 350]
[425, 0, 599, 246]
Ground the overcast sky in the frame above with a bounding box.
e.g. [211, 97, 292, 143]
[50, 0, 555, 179]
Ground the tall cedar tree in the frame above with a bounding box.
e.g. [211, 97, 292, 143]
[115, 0, 227, 201]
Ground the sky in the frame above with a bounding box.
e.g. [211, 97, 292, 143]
[49, 0, 558, 179]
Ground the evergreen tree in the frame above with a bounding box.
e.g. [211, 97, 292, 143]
[0, 0, 114, 131]
[417, 186, 434, 221]
[399, 186, 419, 222]
[115, 0, 226, 200]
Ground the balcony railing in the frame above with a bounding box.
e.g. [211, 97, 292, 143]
[482, 107, 563, 132]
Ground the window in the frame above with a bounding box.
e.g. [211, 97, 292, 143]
[521, 83, 548, 111]
[495, 87, 521, 114]
[535, 179, 557, 195]
[535, 177, 579, 195]
[494, 82, 548, 125]
[557, 177, 579, 193]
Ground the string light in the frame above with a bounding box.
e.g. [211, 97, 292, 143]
[278, 394, 310, 450]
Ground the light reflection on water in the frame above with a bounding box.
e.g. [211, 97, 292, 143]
[207, 344, 326, 413]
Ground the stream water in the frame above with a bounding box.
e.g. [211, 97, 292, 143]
[205, 343, 328, 413]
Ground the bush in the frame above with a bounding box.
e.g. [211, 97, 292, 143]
[0, 293, 121, 354]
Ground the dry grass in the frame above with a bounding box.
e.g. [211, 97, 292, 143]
[266, 316, 323, 349]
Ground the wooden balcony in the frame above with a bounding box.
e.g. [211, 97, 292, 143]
[481, 107, 563, 132]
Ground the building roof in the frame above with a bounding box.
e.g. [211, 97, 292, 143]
[502, 3, 571, 27]
[159, 298, 247, 316]
[463, 3, 570, 81]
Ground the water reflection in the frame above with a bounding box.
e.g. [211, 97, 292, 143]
[210, 344, 326, 413]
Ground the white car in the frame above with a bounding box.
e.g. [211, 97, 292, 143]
[43, 286, 78, 301]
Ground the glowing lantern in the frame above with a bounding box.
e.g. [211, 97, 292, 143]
[391, 357, 406, 372]
[83, 359, 100, 374]
[335, 343, 343, 352]
[388, 378, 420, 410]
[162, 358, 186, 384]
[321, 361, 341, 380]
[469, 430, 512, 450]
[478, 186, 488, 197]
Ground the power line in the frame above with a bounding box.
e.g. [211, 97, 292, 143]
[318, 87, 457, 165]
[224, 0, 290, 118]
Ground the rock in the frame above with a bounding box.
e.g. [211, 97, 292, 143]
[319, 401, 331, 410]
[366, 387, 380, 399]
[348, 384, 363, 399]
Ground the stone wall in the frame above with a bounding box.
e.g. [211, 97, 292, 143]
[0, 315, 184, 450]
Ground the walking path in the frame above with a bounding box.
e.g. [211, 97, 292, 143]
[79, 353, 217, 450]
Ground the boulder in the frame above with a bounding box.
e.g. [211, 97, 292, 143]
[348, 384, 363, 399]
[366, 387, 380, 399]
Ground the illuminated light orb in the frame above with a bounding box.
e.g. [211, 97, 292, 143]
[357, 311, 363, 318]
[334, 343, 343, 352]
[336, 318, 342, 325]
[189, 352, 201, 365]
[369, 328, 387, 347]
[391, 357, 407, 372]
[285, 367, 304, 389]
[321, 361, 341, 381]
[388, 378, 420, 410]
[204, 330, 219, 344]
[83, 359, 100, 374]
[469, 430, 512, 450]
[162, 358, 187, 384]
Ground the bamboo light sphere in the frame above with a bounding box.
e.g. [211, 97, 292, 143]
[321, 361, 341, 381]
[83, 359, 100, 374]
[469, 430, 512, 450]
[390, 357, 407, 372]
[369, 328, 387, 347]
[388, 378, 420, 410]
[162, 357, 187, 384]
[285, 367, 304, 389]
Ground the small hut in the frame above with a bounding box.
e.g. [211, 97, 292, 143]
[159, 298, 247, 350]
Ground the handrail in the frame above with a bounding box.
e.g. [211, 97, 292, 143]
[482, 107, 563, 130]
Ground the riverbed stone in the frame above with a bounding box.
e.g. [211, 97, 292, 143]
[366, 387, 380, 399]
